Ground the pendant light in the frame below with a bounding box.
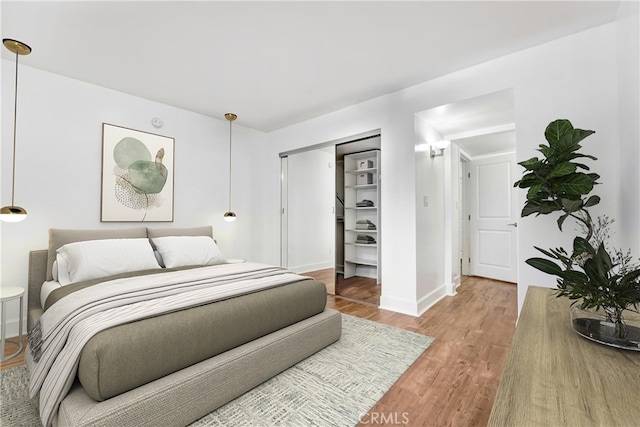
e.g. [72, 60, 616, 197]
[223, 113, 237, 222]
[1, 39, 31, 223]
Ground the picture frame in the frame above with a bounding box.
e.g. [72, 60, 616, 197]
[101, 123, 174, 222]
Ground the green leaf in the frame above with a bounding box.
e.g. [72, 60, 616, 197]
[538, 145, 552, 158]
[545, 119, 574, 145]
[547, 162, 577, 179]
[518, 157, 542, 171]
[569, 153, 598, 161]
[526, 184, 544, 200]
[561, 198, 583, 213]
[573, 236, 595, 256]
[534, 246, 559, 259]
[556, 129, 595, 153]
[557, 213, 570, 231]
[620, 269, 640, 286]
[521, 202, 537, 217]
[526, 258, 563, 275]
[583, 258, 607, 283]
[568, 129, 596, 146]
[521, 200, 557, 217]
[584, 195, 600, 208]
[557, 270, 588, 284]
[596, 243, 613, 272]
[538, 201, 560, 215]
[553, 173, 595, 196]
[516, 172, 539, 189]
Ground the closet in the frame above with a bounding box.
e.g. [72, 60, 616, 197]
[280, 131, 381, 304]
[342, 150, 381, 283]
[335, 135, 381, 292]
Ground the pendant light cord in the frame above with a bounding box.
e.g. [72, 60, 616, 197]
[228, 118, 232, 212]
[10, 50, 19, 207]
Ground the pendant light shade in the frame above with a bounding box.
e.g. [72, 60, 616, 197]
[1, 39, 31, 223]
[223, 113, 237, 222]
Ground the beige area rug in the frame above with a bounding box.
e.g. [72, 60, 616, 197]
[1, 314, 433, 426]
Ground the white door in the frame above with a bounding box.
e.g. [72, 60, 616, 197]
[468, 153, 518, 283]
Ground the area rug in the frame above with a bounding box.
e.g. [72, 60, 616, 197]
[1, 314, 433, 427]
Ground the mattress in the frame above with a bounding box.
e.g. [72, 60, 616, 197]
[76, 278, 327, 401]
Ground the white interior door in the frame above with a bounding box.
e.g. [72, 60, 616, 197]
[284, 149, 335, 273]
[469, 153, 517, 283]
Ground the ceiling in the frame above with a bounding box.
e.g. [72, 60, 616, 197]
[1, 1, 622, 132]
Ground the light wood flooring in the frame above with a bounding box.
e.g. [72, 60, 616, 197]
[0, 335, 28, 371]
[309, 272, 518, 427]
[1, 275, 517, 426]
[335, 271, 381, 305]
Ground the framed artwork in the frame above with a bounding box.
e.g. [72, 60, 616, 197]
[101, 123, 174, 222]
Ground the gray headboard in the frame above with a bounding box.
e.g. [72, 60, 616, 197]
[28, 249, 48, 331]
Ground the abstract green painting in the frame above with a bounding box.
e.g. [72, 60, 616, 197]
[101, 123, 174, 222]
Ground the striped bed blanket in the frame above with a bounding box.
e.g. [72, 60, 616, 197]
[26, 262, 310, 427]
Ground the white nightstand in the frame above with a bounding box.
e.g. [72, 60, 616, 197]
[1, 286, 24, 362]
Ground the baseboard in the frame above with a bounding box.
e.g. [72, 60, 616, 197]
[380, 284, 447, 317]
[290, 261, 333, 274]
[379, 295, 421, 317]
[416, 285, 448, 316]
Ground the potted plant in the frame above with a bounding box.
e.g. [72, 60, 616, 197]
[515, 119, 640, 350]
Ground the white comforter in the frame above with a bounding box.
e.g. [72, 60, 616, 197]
[26, 262, 309, 427]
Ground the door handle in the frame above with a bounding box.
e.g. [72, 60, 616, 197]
[507, 222, 517, 228]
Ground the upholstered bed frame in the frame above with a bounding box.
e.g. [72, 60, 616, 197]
[26, 227, 342, 427]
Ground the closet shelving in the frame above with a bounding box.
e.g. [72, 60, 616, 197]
[343, 150, 381, 283]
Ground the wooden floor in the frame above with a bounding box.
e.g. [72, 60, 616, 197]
[0, 335, 28, 370]
[311, 268, 381, 305]
[1, 275, 517, 427]
[315, 273, 518, 427]
[336, 273, 380, 305]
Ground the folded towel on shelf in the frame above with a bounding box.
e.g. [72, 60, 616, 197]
[356, 234, 376, 244]
[355, 219, 377, 230]
[356, 223, 377, 230]
[356, 199, 375, 207]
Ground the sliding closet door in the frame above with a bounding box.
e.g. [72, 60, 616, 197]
[283, 148, 335, 274]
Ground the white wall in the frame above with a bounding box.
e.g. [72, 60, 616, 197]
[415, 117, 448, 310]
[286, 148, 334, 272]
[0, 63, 264, 335]
[253, 20, 633, 315]
[616, 2, 640, 254]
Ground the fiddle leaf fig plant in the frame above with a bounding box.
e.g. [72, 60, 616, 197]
[514, 119, 600, 240]
[515, 119, 640, 340]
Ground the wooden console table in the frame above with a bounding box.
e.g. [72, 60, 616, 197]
[488, 286, 640, 426]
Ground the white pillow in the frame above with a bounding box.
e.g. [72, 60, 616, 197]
[52, 260, 59, 282]
[57, 238, 160, 284]
[53, 255, 73, 285]
[151, 236, 227, 268]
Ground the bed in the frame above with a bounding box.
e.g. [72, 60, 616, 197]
[26, 226, 342, 427]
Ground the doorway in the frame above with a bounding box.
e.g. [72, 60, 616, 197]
[418, 89, 517, 286]
[280, 130, 382, 305]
